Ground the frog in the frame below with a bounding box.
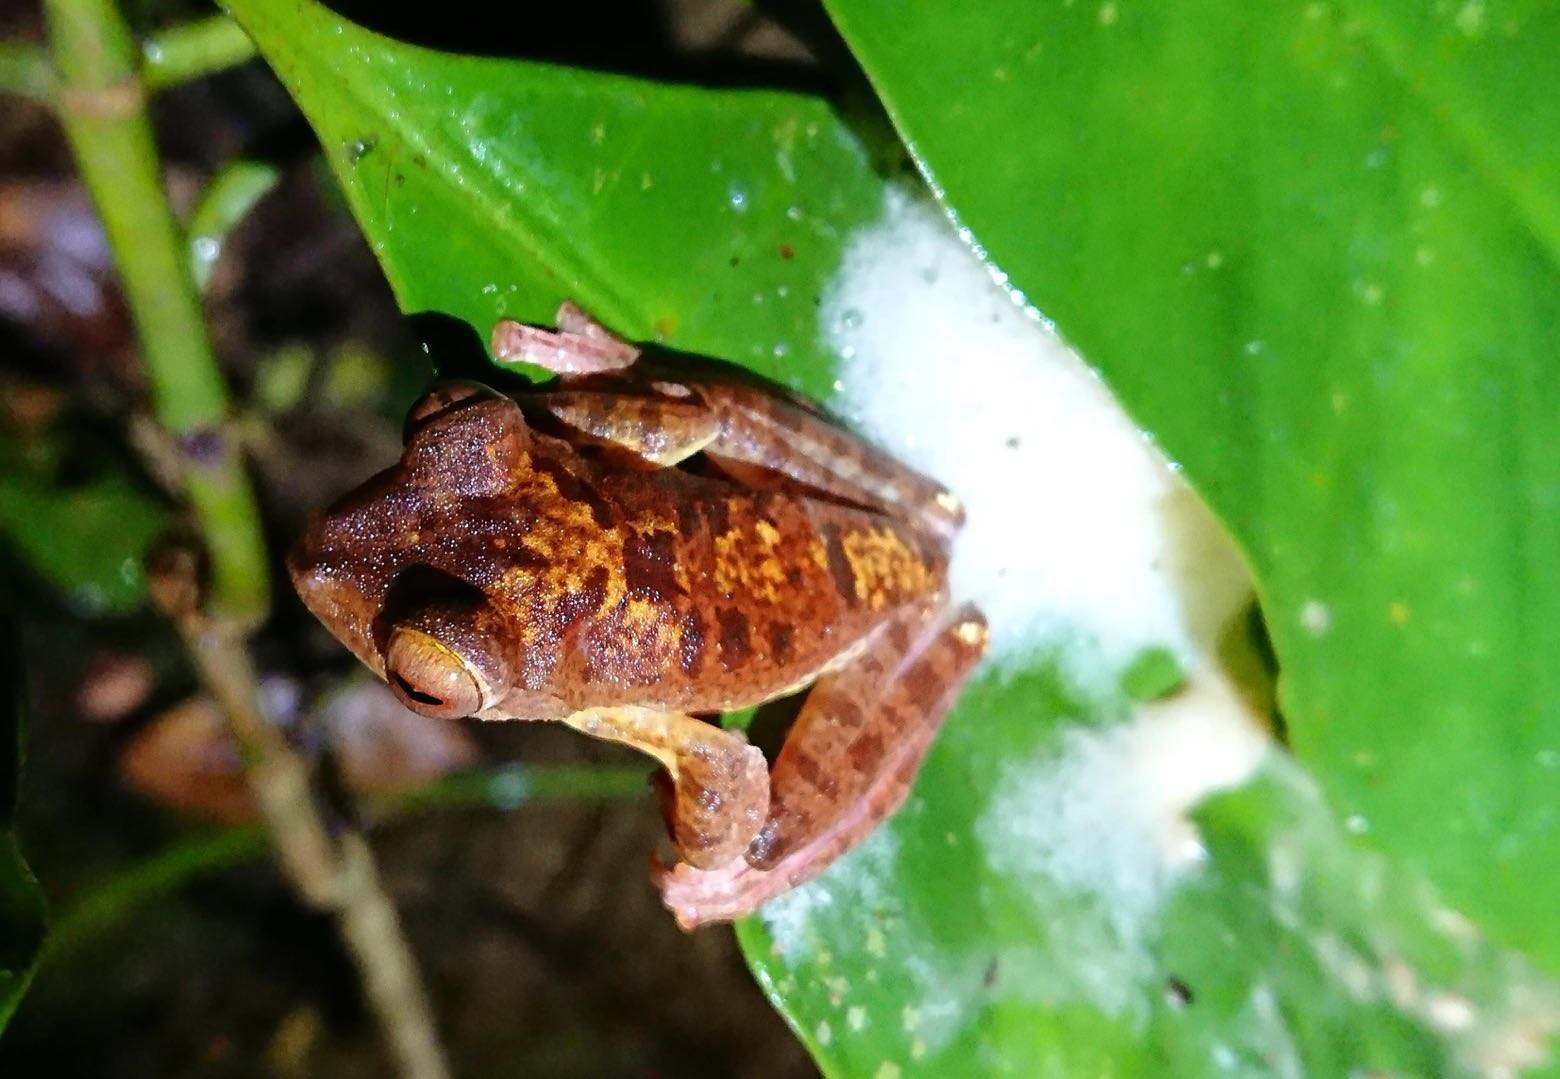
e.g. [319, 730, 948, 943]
[289, 302, 987, 929]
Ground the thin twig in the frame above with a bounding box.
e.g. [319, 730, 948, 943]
[44, 763, 650, 965]
[186, 159, 281, 291]
[181, 618, 450, 1079]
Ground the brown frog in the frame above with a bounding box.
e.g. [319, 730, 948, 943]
[289, 303, 987, 928]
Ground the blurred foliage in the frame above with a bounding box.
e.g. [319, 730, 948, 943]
[0, 423, 167, 616]
[0, 587, 45, 1033]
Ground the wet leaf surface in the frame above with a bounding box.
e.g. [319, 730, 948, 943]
[220, 0, 1560, 1072]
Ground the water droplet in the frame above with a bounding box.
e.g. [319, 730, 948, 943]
[1300, 600, 1332, 635]
[728, 187, 749, 213]
[841, 308, 864, 330]
[1454, 0, 1485, 36]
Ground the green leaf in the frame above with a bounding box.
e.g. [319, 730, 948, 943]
[220, 1, 1560, 1072]
[0, 473, 168, 616]
[0, 582, 45, 1032]
[822, 0, 1560, 974]
[220, 0, 881, 387]
[740, 669, 1558, 1076]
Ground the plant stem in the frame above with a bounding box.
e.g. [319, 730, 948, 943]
[47, 827, 269, 964]
[44, 763, 649, 965]
[141, 14, 256, 91]
[43, 0, 268, 625]
[185, 621, 451, 1079]
[44, 2, 449, 1075]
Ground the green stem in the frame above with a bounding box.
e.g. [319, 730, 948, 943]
[187, 159, 280, 291]
[43, 763, 649, 965]
[0, 41, 55, 103]
[43, 0, 269, 624]
[141, 15, 255, 92]
[377, 761, 650, 817]
[44, 827, 267, 965]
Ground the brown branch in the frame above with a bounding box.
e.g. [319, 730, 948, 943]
[173, 603, 451, 1079]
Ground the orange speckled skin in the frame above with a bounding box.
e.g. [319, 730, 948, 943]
[289, 391, 948, 722]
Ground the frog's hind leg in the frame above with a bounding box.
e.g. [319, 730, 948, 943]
[561, 706, 768, 870]
[696, 382, 965, 542]
[528, 391, 722, 467]
[656, 601, 988, 929]
[492, 303, 963, 539]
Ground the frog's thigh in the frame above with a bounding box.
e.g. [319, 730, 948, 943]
[561, 706, 768, 870]
[530, 391, 721, 467]
[700, 383, 964, 540]
[656, 602, 987, 929]
[751, 600, 987, 868]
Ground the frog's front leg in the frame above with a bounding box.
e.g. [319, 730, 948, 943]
[561, 706, 768, 869]
[656, 600, 988, 929]
[491, 301, 640, 374]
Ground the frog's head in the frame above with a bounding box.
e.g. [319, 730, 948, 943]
[288, 382, 528, 719]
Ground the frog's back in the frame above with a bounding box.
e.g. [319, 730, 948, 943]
[523, 440, 946, 713]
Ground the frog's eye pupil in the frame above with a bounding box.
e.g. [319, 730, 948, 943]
[391, 673, 443, 707]
[384, 626, 484, 720]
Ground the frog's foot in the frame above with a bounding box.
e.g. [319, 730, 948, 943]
[655, 602, 987, 929]
[491, 302, 640, 375]
[561, 706, 768, 869]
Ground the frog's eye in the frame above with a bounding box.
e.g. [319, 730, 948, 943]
[403, 381, 501, 444]
[384, 626, 485, 720]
